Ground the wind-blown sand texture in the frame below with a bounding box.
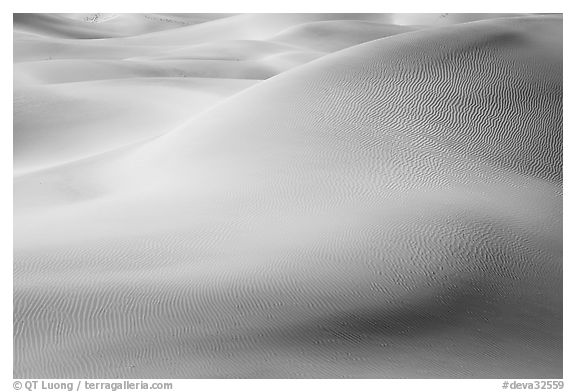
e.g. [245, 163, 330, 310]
[13, 13, 562, 378]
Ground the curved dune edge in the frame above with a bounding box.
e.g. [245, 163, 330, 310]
[14, 15, 423, 173]
[14, 15, 562, 378]
[14, 77, 259, 174]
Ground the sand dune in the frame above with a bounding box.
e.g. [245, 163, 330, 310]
[14, 13, 232, 39]
[271, 20, 418, 52]
[14, 77, 257, 173]
[13, 14, 562, 378]
[14, 40, 322, 86]
[15, 57, 292, 84]
[114, 14, 395, 46]
[133, 39, 318, 61]
[387, 13, 532, 26]
[13, 35, 172, 62]
[14, 13, 123, 39]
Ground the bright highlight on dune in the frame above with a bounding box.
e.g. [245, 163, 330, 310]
[13, 13, 562, 378]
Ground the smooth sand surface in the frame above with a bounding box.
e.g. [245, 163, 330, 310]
[14, 77, 258, 173]
[14, 14, 562, 378]
[14, 13, 233, 39]
[271, 20, 419, 52]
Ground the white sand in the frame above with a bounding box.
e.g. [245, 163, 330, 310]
[13, 14, 562, 378]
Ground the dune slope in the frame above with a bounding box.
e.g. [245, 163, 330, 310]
[14, 77, 257, 173]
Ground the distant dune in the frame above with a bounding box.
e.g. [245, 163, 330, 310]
[13, 14, 562, 378]
[271, 20, 419, 52]
[14, 13, 234, 39]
